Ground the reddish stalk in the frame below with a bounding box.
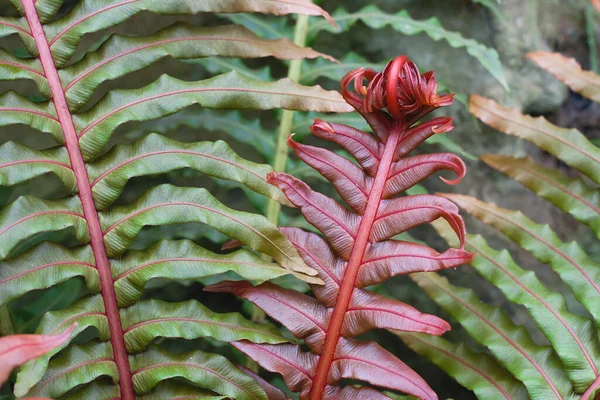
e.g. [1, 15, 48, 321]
[20, 1, 135, 399]
[309, 57, 408, 400]
[582, 375, 600, 400]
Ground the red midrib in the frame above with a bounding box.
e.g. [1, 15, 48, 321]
[308, 125, 402, 399]
[20, 2, 136, 399]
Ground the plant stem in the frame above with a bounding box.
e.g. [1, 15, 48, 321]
[265, 14, 310, 226]
[21, 2, 135, 398]
[246, 14, 311, 372]
[586, 3, 600, 74]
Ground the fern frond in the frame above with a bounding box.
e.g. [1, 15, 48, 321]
[0, 0, 345, 398]
[444, 194, 600, 329]
[74, 72, 351, 160]
[412, 53, 600, 398]
[435, 219, 600, 391]
[60, 24, 332, 111]
[397, 332, 528, 399]
[207, 56, 473, 399]
[482, 154, 600, 238]
[412, 272, 575, 399]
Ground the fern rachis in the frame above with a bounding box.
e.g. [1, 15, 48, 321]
[209, 56, 474, 399]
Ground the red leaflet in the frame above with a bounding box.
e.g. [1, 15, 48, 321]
[0, 324, 76, 386]
[206, 56, 473, 399]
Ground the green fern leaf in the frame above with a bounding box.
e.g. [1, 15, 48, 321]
[308, 5, 508, 89]
[14, 295, 110, 395]
[44, 0, 333, 66]
[0, 92, 62, 141]
[112, 240, 320, 308]
[121, 299, 289, 353]
[26, 341, 118, 399]
[482, 154, 600, 238]
[0, 0, 344, 398]
[0, 49, 50, 97]
[59, 24, 332, 111]
[435, 219, 600, 392]
[0, 243, 98, 305]
[129, 347, 268, 399]
[444, 194, 600, 329]
[74, 72, 352, 160]
[0, 16, 36, 55]
[98, 184, 314, 275]
[58, 380, 120, 400]
[0, 196, 89, 259]
[397, 333, 528, 399]
[138, 381, 227, 399]
[87, 133, 288, 210]
[0, 142, 76, 192]
[412, 272, 575, 399]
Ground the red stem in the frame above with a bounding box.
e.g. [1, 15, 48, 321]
[308, 122, 403, 399]
[582, 376, 600, 400]
[20, 2, 135, 399]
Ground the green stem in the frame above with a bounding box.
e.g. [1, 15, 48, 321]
[265, 14, 310, 226]
[587, 3, 599, 74]
[246, 15, 311, 372]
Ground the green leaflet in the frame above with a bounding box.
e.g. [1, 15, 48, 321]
[130, 347, 268, 399]
[397, 333, 528, 399]
[224, 13, 294, 40]
[308, 5, 508, 89]
[8, 278, 83, 335]
[15, 295, 109, 396]
[138, 381, 226, 399]
[482, 154, 600, 238]
[0, 49, 50, 97]
[190, 57, 275, 82]
[59, 24, 332, 111]
[59, 380, 120, 400]
[470, 95, 600, 185]
[99, 184, 314, 276]
[0, 195, 89, 260]
[436, 218, 600, 392]
[0, 141, 76, 192]
[0, 91, 63, 142]
[26, 341, 118, 399]
[87, 133, 288, 210]
[44, 0, 332, 66]
[121, 299, 288, 353]
[125, 109, 276, 163]
[0, 242, 98, 306]
[445, 194, 600, 329]
[111, 240, 321, 307]
[0, 16, 36, 56]
[412, 272, 575, 400]
[74, 71, 352, 161]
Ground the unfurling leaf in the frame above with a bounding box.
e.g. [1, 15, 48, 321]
[208, 56, 473, 399]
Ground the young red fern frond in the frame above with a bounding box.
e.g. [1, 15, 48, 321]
[206, 56, 474, 399]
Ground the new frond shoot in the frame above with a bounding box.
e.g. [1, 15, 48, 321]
[207, 56, 474, 399]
